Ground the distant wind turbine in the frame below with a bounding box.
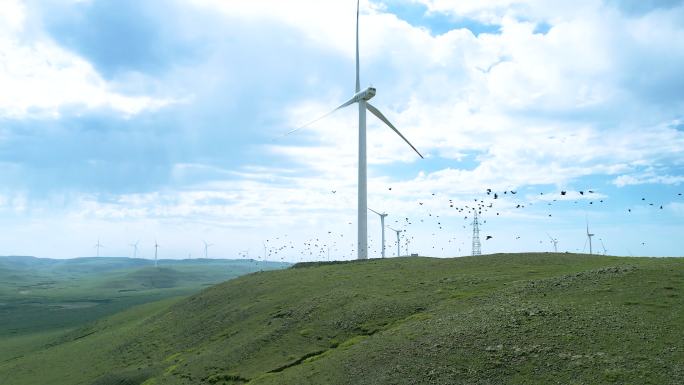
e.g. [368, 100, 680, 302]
[599, 238, 607, 255]
[584, 218, 595, 255]
[129, 241, 139, 259]
[387, 226, 403, 257]
[287, 0, 423, 260]
[94, 239, 103, 257]
[546, 233, 558, 253]
[154, 240, 160, 268]
[368, 208, 388, 258]
[203, 240, 213, 259]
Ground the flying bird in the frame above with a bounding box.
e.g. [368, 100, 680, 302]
[485, 236, 493, 240]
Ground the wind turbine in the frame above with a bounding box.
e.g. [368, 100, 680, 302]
[129, 241, 139, 259]
[94, 239, 103, 257]
[368, 208, 388, 258]
[546, 233, 558, 253]
[203, 240, 213, 259]
[287, 0, 423, 260]
[599, 238, 607, 255]
[584, 218, 595, 255]
[154, 240, 160, 268]
[387, 226, 403, 257]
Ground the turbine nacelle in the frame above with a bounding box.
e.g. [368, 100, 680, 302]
[355, 87, 376, 101]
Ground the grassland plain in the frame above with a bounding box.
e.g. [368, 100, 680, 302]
[0, 257, 289, 363]
[0, 253, 682, 385]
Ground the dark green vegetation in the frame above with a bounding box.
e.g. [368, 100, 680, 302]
[0, 256, 288, 366]
[1, 253, 682, 385]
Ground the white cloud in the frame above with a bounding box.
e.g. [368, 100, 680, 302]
[0, 0, 26, 32]
[613, 172, 684, 187]
[252, 0, 684, 187]
[0, 1, 174, 118]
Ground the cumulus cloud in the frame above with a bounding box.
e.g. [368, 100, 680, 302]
[0, 0, 174, 118]
[258, 0, 684, 196]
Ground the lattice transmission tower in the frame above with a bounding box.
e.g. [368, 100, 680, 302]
[471, 210, 481, 256]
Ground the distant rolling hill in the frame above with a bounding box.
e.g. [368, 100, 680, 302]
[1, 253, 681, 385]
[0, 256, 289, 339]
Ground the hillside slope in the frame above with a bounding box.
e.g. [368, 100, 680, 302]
[1, 253, 682, 385]
[0, 257, 289, 359]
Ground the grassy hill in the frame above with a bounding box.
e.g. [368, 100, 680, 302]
[0, 256, 289, 362]
[1, 253, 682, 385]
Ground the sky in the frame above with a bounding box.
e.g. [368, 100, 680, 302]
[0, 0, 682, 261]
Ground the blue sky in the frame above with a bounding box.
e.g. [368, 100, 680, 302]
[0, 0, 682, 260]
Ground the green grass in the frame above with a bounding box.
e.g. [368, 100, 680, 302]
[0, 256, 288, 336]
[0, 256, 289, 366]
[1, 253, 682, 385]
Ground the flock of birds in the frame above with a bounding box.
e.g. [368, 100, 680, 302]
[108, 188, 679, 262]
[260, 187, 682, 262]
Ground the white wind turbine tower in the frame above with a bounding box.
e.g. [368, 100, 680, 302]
[154, 240, 160, 268]
[203, 240, 213, 259]
[546, 233, 558, 253]
[94, 239, 103, 257]
[129, 241, 139, 259]
[387, 226, 403, 257]
[599, 238, 607, 255]
[584, 218, 595, 255]
[368, 208, 388, 258]
[287, 0, 423, 260]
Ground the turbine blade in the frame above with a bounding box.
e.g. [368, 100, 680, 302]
[355, 0, 360, 93]
[368, 207, 381, 216]
[366, 103, 424, 159]
[283, 98, 356, 137]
